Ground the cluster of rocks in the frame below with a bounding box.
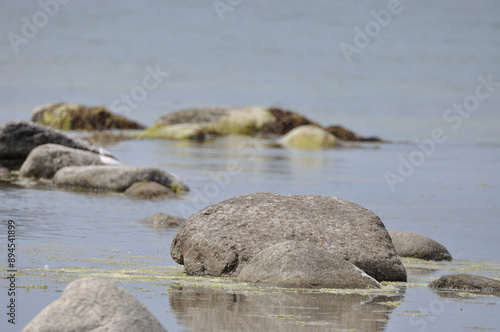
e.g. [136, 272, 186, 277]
[0, 120, 188, 197]
[28, 102, 381, 150]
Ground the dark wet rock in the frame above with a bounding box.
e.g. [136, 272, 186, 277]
[429, 274, 500, 294]
[31, 102, 145, 131]
[325, 125, 383, 142]
[260, 107, 320, 135]
[0, 120, 112, 170]
[53, 165, 189, 194]
[279, 125, 339, 150]
[19, 144, 120, 179]
[22, 277, 167, 332]
[171, 192, 407, 282]
[125, 181, 177, 200]
[237, 240, 381, 289]
[389, 231, 452, 261]
[140, 213, 185, 228]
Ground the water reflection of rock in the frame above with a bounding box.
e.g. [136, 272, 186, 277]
[169, 286, 405, 332]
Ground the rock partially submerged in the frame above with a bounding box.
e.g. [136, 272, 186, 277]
[20, 144, 120, 179]
[138, 106, 320, 140]
[279, 125, 339, 150]
[140, 213, 185, 228]
[31, 102, 145, 131]
[125, 181, 177, 200]
[0, 120, 112, 169]
[171, 192, 406, 282]
[53, 166, 189, 194]
[325, 125, 382, 142]
[429, 274, 500, 294]
[389, 231, 452, 261]
[237, 240, 381, 289]
[22, 277, 167, 332]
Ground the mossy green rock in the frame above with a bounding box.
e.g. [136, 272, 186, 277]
[141, 106, 318, 140]
[32, 102, 145, 131]
[279, 125, 338, 150]
[136, 123, 205, 140]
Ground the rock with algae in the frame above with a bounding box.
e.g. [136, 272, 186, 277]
[31, 102, 145, 131]
[429, 274, 500, 294]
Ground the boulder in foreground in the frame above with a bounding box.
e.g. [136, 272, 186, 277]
[237, 240, 381, 289]
[171, 192, 406, 282]
[22, 277, 167, 332]
[389, 231, 452, 261]
[53, 165, 189, 194]
[31, 102, 145, 130]
[429, 274, 500, 294]
[0, 120, 111, 169]
[20, 144, 120, 179]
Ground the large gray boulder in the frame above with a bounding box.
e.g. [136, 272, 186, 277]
[429, 274, 500, 294]
[237, 240, 381, 289]
[389, 231, 452, 261]
[20, 144, 121, 179]
[52, 166, 189, 194]
[171, 192, 407, 282]
[0, 120, 112, 169]
[22, 277, 167, 332]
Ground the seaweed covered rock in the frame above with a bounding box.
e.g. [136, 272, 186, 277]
[171, 192, 407, 282]
[0, 120, 112, 169]
[20, 144, 120, 179]
[53, 165, 189, 194]
[237, 240, 381, 289]
[124, 181, 178, 200]
[389, 231, 452, 261]
[22, 277, 167, 332]
[139, 106, 319, 139]
[429, 274, 500, 294]
[279, 125, 339, 150]
[31, 102, 145, 131]
[325, 125, 382, 142]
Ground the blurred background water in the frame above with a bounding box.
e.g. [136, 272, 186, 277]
[1, 1, 499, 331]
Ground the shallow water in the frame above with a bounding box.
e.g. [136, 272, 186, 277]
[1, 0, 500, 331]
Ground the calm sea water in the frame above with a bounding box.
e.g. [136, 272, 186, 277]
[1, 1, 499, 331]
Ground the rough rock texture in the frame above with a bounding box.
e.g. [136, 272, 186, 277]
[22, 277, 167, 332]
[429, 274, 500, 294]
[19, 144, 120, 179]
[0, 120, 112, 169]
[140, 213, 185, 228]
[124, 181, 177, 200]
[31, 102, 145, 130]
[237, 240, 381, 289]
[389, 231, 452, 261]
[279, 125, 338, 150]
[171, 192, 407, 282]
[53, 166, 189, 194]
[325, 125, 382, 142]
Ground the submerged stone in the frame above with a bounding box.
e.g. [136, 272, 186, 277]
[124, 181, 178, 200]
[279, 125, 338, 150]
[389, 231, 452, 261]
[429, 274, 500, 294]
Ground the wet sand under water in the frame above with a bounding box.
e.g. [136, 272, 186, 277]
[1, 136, 500, 331]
